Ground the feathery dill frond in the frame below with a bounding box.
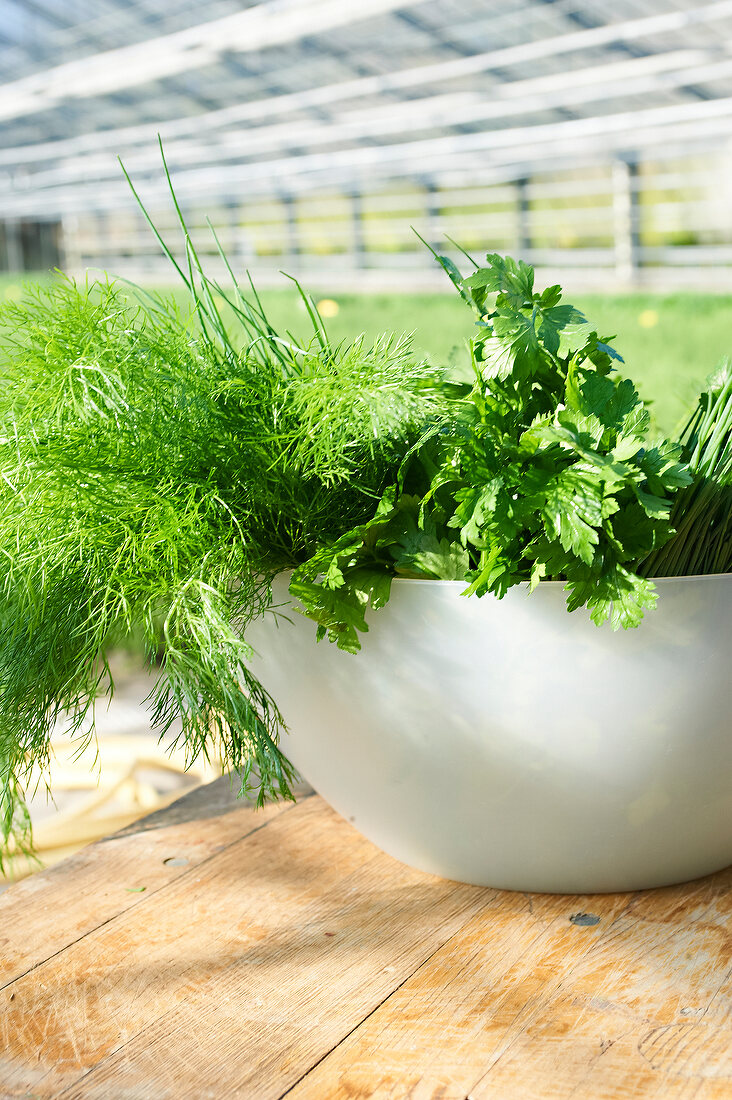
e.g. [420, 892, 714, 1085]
[0, 241, 442, 863]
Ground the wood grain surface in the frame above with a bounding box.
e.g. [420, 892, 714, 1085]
[1, 779, 730, 1099]
[0, 776, 289, 988]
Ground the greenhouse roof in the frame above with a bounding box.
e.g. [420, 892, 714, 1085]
[2, 0, 732, 219]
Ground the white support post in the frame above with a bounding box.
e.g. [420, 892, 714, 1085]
[283, 195, 300, 267]
[515, 177, 531, 257]
[5, 219, 23, 272]
[351, 191, 365, 269]
[425, 179, 441, 252]
[613, 158, 640, 284]
[60, 214, 82, 274]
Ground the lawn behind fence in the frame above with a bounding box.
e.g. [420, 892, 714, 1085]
[2, 275, 731, 436]
[255, 289, 732, 437]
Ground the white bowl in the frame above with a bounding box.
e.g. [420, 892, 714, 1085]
[246, 574, 732, 893]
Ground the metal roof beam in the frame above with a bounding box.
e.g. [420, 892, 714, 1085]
[6, 47, 731, 189]
[4, 0, 732, 156]
[0, 0, 431, 122]
[4, 93, 732, 218]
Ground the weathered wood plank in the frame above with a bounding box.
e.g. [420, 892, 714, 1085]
[0, 777, 294, 988]
[286, 872, 732, 1100]
[3, 776, 730, 1100]
[284, 891, 630, 1099]
[0, 797, 490, 1098]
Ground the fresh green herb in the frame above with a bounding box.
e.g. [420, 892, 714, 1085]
[0, 163, 442, 867]
[293, 250, 691, 640]
[0, 148, 728, 872]
[640, 362, 731, 577]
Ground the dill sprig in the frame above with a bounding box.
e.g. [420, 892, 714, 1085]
[0, 170, 443, 866]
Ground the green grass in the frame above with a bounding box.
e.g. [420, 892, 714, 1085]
[251, 289, 732, 437]
[2, 274, 731, 435]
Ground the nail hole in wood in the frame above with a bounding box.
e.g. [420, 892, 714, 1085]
[570, 912, 600, 927]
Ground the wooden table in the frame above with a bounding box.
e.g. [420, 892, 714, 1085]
[2, 777, 731, 1099]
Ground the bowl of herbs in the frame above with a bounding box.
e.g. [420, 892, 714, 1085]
[247, 251, 732, 894]
[0, 154, 729, 892]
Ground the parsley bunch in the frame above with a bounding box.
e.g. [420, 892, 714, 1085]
[292, 251, 693, 643]
[435, 253, 691, 626]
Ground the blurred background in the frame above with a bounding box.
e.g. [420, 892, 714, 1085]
[4, 0, 732, 289]
[2, 0, 732, 874]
